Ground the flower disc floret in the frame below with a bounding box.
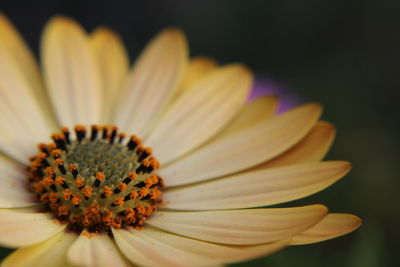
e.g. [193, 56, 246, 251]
[27, 125, 163, 232]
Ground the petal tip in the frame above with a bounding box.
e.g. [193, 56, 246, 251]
[152, 27, 188, 59]
[329, 161, 352, 174]
[331, 213, 362, 236]
[159, 27, 187, 44]
[47, 15, 76, 26]
[163, 26, 184, 36]
[315, 204, 329, 215]
[306, 204, 329, 219]
[307, 102, 323, 114]
[92, 26, 116, 37]
[292, 103, 323, 119]
[341, 161, 352, 172]
[317, 121, 336, 132]
[44, 15, 84, 35]
[348, 214, 362, 228]
[224, 63, 254, 82]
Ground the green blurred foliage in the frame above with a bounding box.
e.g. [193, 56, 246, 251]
[1, 0, 398, 266]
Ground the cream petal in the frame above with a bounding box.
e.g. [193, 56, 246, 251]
[147, 205, 327, 245]
[0, 14, 56, 130]
[178, 56, 217, 93]
[216, 95, 278, 138]
[257, 121, 335, 168]
[0, 15, 41, 97]
[0, 154, 37, 208]
[0, 18, 55, 162]
[112, 28, 188, 137]
[2, 231, 77, 267]
[0, 152, 26, 180]
[147, 64, 252, 164]
[0, 184, 37, 208]
[0, 208, 66, 248]
[113, 227, 288, 266]
[67, 231, 129, 267]
[0, 134, 34, 164]
[163, 161, 350, 210]
[159, 104, 321, 187]
[41, 16, 103, 127]
[0, 91, 44, 164]
[289, 213, 362, 245]
[91, 27, 129, 123]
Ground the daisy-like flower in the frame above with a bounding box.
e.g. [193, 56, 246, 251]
[0, 14, 361, 267]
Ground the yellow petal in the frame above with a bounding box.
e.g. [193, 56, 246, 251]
[67, 231, 129, 267]
[159, 103, 321, 187]
[113, 227, 288, 266]
[178, 56, 217, 93]
[0, 184, 37, 208]
[2, 231, 77, 267]
[216, 95, 278, 138]
[0, 154, 37, 208]
[163, 161, 350, 210]
[112, 28, 188, 137]
[0, 208, 66, 248]
[0, 132, 38, 164]
[0, 16, 55, 162]
[90, 27, 129, 123]
[0, 14, 56, 128]
[258, 121, 336, 168]
[147, 205, 327, 245]
[41, 16, 103, 126]
[289, 213, 362, 245]
[147, 64, 252, 164]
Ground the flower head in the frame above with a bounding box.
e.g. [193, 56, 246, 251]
[0, 14, 360, 266]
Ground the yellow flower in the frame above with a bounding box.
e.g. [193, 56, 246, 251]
[0, 14, 361, 266]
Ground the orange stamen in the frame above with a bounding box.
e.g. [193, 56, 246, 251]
[119, 182, 127, 192]
[71, 194, 81, 205]
[42, 177, 54, 187]
[44, 166, 55, 177]
[74, 125, 87, 132]
[57, 205, 70, 216]
[68, 164, 78, 172]
[130, 191, 139, 200]
[150, 188, 162, 200]
[95, 172, 105, 181]
[102, 209, 113, 226]
[47, 143, 57, 151]
[48, 193, 59, 204]
[55, 158, 64, 166]
[75, 178, 84, 188]
[62, 189, 73, 200]
[82, 186, 93, 198]
[145, 175, 159, 187]
[113, 197, 124, 206]
[51, 133, 65, 140]
[55, 176, 65, 186]
[102, 186, 112, 197]
[139, 187, 149, 197]
[128, 172, 137, 180]
[51, 149, 62, 158]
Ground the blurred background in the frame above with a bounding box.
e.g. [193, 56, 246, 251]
[1, 0, 398, 266]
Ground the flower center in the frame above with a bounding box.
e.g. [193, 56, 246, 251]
[27, 125, 163, 232]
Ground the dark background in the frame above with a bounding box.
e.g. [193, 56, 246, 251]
[1, 0, 399, 266]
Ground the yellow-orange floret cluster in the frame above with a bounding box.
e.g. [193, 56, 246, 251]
[26, 125, 163, 233]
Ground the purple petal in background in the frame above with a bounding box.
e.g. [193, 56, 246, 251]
[248, 76, 300, 113]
